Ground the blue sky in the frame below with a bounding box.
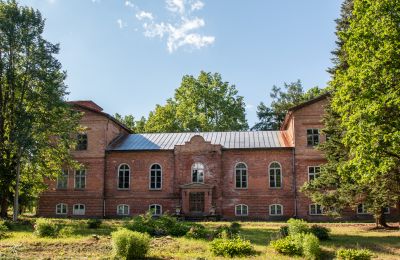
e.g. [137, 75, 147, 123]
[20, 0, 342, 126]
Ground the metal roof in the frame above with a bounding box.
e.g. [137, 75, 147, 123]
[108, 131, 291, 151]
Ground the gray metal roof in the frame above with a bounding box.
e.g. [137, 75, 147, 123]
[108, 131, 291, 151]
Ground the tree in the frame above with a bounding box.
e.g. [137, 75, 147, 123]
[0, 0, 81, 219]
[252, 81, 325, 130]
[303, 0, 400, 227]
[144, 71, 248, 132]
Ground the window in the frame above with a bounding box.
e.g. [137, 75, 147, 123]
[56, 203, 67, 215]
[118, 164, 130, 189]
[307, 129, 319, 146]
[76, 133, 88, 150]
[269, 162, 282, 188]
[74, 169, 86, 189]
[149, 204, 162, 216]
[357, 204, 368, 214]
[117, 204, 129, 216]
[235, 163, 247, 189]
[57, 169, 68, 189]
[269, 204, 283, 216]
[150, 164, 162, 190]
[309, 204, 323, 215]
[308, 166, 320, 181]
[192, 163, 204, 183]
[73, 204, 85, 215]
[235, 204, 248, 216]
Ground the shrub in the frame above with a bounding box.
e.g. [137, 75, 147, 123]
[111, 228, 151, 259]
[0, 220, 9, 239]
[279, 225, 289, 237]
[230, 222, 241, 232]
[34, 218, 58, 237]
[310, 225, 330, 240]
[210, 237, 254, 257]
[58, 226, 75, 237]
[336, 248, 372, 260]
[302, 233, 320, 260]
[287, 218, 310, 235]
[87, 219, 102, 229]
[186, 225, 208, 239]
[270, 236, 302, 256]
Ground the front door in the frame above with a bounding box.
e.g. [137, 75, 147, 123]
[189, 192, 204, 214]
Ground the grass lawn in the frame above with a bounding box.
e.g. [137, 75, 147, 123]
[0, 219, 399, 259]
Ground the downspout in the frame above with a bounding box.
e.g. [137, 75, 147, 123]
[103, 120, 110, 218]
[293, 147, 297, 218]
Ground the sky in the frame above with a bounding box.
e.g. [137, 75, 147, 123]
[19, 0, 342, 127]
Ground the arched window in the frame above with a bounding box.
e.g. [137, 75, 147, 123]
[235, 204, 248, 216]
[269, 204, 283, 216]
[192, 163, 204, 183]
[73, 204, 85, 215]
[150, 164, 162, 190]
[56, 203, 67, 215]
[235, 163, 248, 188]
[149, 204, 162, 216]
[117, 204, 129, 216]
[118, 164, 130, 189]
[269, 162, 282, 188]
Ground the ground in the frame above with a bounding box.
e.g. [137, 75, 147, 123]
[0, 219, 399, 259]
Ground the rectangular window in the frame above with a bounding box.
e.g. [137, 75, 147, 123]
[56, 203, 67, 215]
[117, 204, 129, 216]
[149, 204, 162, 216]
[57, 169, 68, 189]
[269, 204, 283, 216]
[76, 133, 88, 150]
[307, 129, 320, 146]
[357, 204, 368, 214]
[73, 204, 85, 215]
[308, 166, 320, 181]
[75, 169, 86, 189]
[309, 204, 323, 215]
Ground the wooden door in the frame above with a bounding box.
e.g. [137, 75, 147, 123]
[189, 192, 205, 213]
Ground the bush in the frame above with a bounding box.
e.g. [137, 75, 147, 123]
[210, 237, 254, 257]
[111, 228, 151, 259]
[279, 225, 289, 237]
[34, 218, 58, 237]
[302, 233, 320, 260]
[58, 226, 75, 237]
[270, 236, 302, 256]
[310, 225, 330, 240]
[186, 224, 208, 239]
[0, 220, 9, 239]
[87, 219, 102, 229]
[287, 218, 310, 235]
[336, 248, 372, 260]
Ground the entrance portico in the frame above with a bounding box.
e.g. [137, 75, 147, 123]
[180, 183, 213, 216]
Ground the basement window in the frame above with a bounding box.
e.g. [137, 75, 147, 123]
[117, 204, 129, 216]
[235, 204, 248, 216]
[56, 203, 67, 215]
[269, 204, 283, 216]
[73, 204, 85, 215]
[149, 204, 162, 216]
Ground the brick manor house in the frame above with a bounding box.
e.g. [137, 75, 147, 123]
[38, 94, 398, 220]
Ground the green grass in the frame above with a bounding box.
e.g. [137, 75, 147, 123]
[0, 219, 399, 259]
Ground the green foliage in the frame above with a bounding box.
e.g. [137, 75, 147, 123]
[34, 218, 58, 237]
[111, 228, 151, 260]
[271, 233, 320, 259]
[279, 225, 289, 238]
[302, 233, 321, 260]
[310, 225, 330, 240]
[270, 235, 303, 256]
[124, 213, 192, 237]
[336, 248, 372, 260]
[186, 224, 208, 239]
[58, 226, 74, 237]
[287, 218, 310, 235]
[252, 81, 326, 130]
[0, 220, 9, 239]
[144, 71, 248, 132]
[114, 113, 146, 133]
[210, 236, 255, 257]
[87, 219, 102, 229]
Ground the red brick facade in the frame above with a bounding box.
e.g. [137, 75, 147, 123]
[38, 97, 398, 220]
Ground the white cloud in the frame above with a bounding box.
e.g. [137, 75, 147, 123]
[125, 1, 134, 8]
[132, 0, 214, 53]
[136, 11, 154, 21]
[117, 19, 127, 29]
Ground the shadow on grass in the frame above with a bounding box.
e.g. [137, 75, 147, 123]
[240, 227, 277, 246]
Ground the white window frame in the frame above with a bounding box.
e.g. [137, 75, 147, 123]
[191, 162, 205, 183]
[308, 166, 321, 181]
[235, 162, 248, 189]
[74, 169, 86, 189]
[117, 204, 130, 216]
[307, 128, 320, 146]
[56, 203, 68, 215]
[235, 204, 248, 216]
[269, 204, 283, 216]
[309, 204, 323, 215]
[149, 163, 162, 190]
[357, 203, 368, 215]
[57, 169, 68, 189]
[269, 162, 282, 188]
[149, 204, 162, 216]
[73, 204, 85, 215]
[118, 164, 130, 190]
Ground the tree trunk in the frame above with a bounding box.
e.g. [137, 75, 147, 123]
[13, 157, 21, 222]
[378, 212, 389, 228]
[0, 192, 8, 218]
